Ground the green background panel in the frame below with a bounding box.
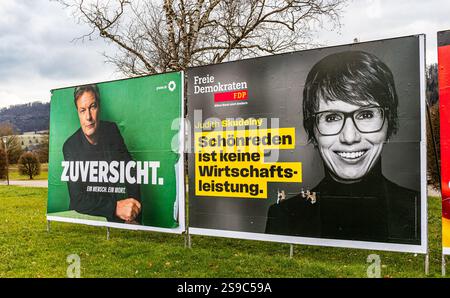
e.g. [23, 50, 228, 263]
[47, 72, 182, 228]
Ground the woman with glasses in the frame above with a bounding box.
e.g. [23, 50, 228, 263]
[265, 51, 420, 244]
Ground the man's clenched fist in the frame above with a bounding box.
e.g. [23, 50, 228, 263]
[115, 198, 141, 222]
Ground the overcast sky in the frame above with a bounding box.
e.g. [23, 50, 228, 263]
[0, 0, 449, 109]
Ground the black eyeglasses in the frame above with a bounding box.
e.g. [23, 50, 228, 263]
[313, 106, 387, 136]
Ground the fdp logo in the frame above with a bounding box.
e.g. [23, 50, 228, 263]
[214, 90, 248, 103]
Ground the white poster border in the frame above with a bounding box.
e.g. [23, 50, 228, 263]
[47, 71, 186, 235]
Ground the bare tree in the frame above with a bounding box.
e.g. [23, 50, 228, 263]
[427, 102, 440, 189]
[0, 149, 7, 180]
[36, 134, 49, 163]
[425, 63, 440, 189]
[56, 0, 347, 76]
[0, 122, 23, 164]
[426, 63, 439, 105]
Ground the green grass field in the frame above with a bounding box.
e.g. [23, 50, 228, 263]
[0, 185, 445, 277]
[6, 163, 48, 181]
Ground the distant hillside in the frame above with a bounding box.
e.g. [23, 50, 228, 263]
[0, 102, 50, 133]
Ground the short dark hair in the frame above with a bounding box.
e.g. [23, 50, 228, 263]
[302, 51, 399, 143]
[74, 84, 100, 108]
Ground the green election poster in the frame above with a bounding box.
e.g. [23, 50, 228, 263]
[47, 72, 185, 232]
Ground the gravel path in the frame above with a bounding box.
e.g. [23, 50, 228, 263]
[428, 185, 441, 197]
[0, 180, 48, 188]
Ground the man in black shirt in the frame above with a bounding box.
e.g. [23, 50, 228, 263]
[63, 84, 142, 223]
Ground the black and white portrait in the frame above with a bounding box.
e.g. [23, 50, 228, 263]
[266, 50, 420, 244]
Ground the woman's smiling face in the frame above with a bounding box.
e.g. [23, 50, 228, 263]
[314, 98, 388, 182]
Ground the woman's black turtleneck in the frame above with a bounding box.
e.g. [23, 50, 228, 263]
[265, 160, 420, 244]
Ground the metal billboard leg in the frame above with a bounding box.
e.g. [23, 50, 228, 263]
[443, 254, 446, 277]
[289, 244, 294, 259]
[425, 253, 429, 275]
[106, 227, 110, 240]
[184, 232, 191, 248]
[46, 220, 51, 233]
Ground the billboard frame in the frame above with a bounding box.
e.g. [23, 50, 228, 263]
[188, 34, 428, 255]
[46, 71, 186, 235]
[439, 30, 450, 257]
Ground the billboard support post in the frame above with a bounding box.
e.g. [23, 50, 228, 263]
[46, 220, 51, 233]
[443, 254, 446, 276]
[106, 227, 110, 241]
[184, 233, 191, 249]
[425, 253, 429, 275]
[289, 245, 294, 259]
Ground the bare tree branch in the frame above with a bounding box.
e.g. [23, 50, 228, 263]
[55, 0, 347, 76]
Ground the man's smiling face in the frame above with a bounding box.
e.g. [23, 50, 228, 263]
[314, 98, 388, 182]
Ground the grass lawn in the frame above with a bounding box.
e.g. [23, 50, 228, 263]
[0, 185, 445, 278]
[6, 163, 48, 181]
